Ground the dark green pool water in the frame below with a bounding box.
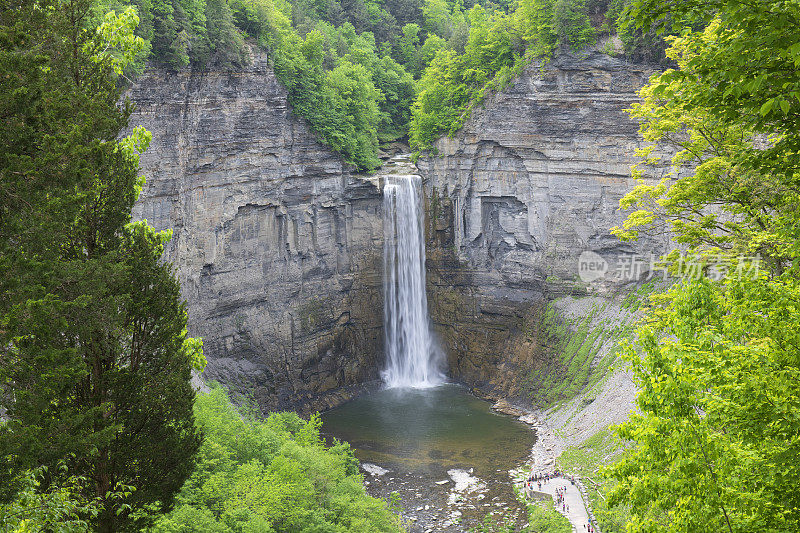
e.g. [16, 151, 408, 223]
[321, 383, 533, 476]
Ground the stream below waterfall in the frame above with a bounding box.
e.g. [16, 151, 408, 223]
[321, 384, 535, 532]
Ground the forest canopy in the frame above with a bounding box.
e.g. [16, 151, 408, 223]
[95, 0, 660, 167]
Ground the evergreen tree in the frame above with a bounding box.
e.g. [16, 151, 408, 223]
[205, 0, 246, 66]
[0, 2, 203, 530]
[553, 0, 594, 49]
[150, 0, 183, 66]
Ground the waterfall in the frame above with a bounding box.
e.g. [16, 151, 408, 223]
[382, 168, 444, 388]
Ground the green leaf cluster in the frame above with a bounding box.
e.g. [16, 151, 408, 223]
[609, 275, 800, 532]
[152, 386, 402, 533]
[0, 464, 100, 533]
[605, 0, 672, 62]
[409, 4, 521, 150]
[267, 17, 414, 165]
[605, 1, 800, 531]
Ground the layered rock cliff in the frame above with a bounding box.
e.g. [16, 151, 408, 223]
[127, 49, 669, 413]
[417, 52, 671, 400]
[128, 55, 384, 413]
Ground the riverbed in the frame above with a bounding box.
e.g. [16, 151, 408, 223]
[321, 383, 535, 531]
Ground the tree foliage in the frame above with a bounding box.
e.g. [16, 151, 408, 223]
[409, 0, 610, 151]
[100, 0, 623, 165]
[0, 460, 140, 533]
[606, 1, 800, 531]
[264, 13, 394, 168]
[151, 387, 402, 533]
[0, 2, 203, 530]
[553, 0, 594, 50]
[610, 276, 800, 532]
[409, 6, 519, 150]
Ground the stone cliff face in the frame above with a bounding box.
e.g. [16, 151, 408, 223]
[417, 52, 671, 399]
[128, 50, 669, 412]
[128, 55, 384, 413]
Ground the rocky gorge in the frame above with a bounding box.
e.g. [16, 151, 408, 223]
[129, 49, 670, 416]
[125, 48, 679, 531]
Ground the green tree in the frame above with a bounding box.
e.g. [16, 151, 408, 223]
[152, 387, 402, 533]
[328, 22, 416, 138]
[371, 54, 416, 139]
[417, 32, 446, 73]
[320, 60, 383, 168]
[385, 0, 423, 27]
[0, 3, 203, 530]
[609, 274, 800, 532]
[552, 0, 594, 49]
[398, 22, 421, 70]
[605, 0, 667, 63]
[606, 1, 800, 531]
[150, 0, 182, 65]
[410, 5, 519, 150]
[421, 0, 456, 39]
[205, 0, 246, 66]
[0, 464, 105, 533]
[463, 5, 513, 75]
[515, 0, 557, 59]
[409, 47, 464, 149]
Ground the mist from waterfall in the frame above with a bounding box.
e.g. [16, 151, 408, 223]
[382, 170, 444, 388]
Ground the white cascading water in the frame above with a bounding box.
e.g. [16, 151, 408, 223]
[382, 163, 444, 388]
